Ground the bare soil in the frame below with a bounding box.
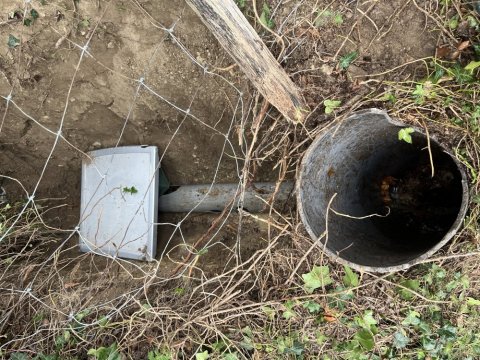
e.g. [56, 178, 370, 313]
[0, 0, 444, 336]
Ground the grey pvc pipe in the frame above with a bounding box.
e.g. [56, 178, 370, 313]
[297, 108, 469, 273]
[158, 182, 293, 213]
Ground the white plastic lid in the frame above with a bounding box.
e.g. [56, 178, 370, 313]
[79, 146, 159, 261]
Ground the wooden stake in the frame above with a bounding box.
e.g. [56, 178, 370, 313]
[185, 0, 306, 122]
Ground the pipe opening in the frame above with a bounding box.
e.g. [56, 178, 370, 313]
[298, 110, 468, 271]
[360, 136, 464, 255]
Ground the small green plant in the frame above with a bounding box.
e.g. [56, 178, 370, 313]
[80, 17, 91, 28]
[302, 300, 322, 313]
[282, 300, 297, 320]
[122, 186, 138, 194]
[343, 265, 359, 287]
[195, 350, 210, 360]
[323, 99, 341, 114]
[314, 9, 344, 27]
[23, 9, 39, 26]
[276, 334, 305, 356]
[353, 310, 378, 351]
[398, 127, 415, 144]
[235, 0, 246, 9]
[8, 34, 20, 48]
[259, 3, 274, 29]
[147, 348, 173, 360]
[412, 82, 436, 104]
[339, 51, 358, 70]
[88, 343, 122, 360]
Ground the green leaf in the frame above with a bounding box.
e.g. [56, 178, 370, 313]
[467, 297, 480, 306]
[339, 51, 358, 70]
[8, 34, 20, 48]
[343, 265, 359, 287]
[449, 15, 459, 29]
[223, 354, 238, 360]
[467, 15, 479, 28]
[465, 61, 480, 73]
[397, 279, 421, 300]
[30, 9, 39, 20]
[302, 265, 333, 293]
[302, 300, 322, 313]
[239, 336, 254, 351]
[315, 10, 343, 27]
[402, 310, 421, 326]
[282, 300, 297, 320]
[412, 84, 426, 103]
[323, 99, 341, 114]
[354, 329, 375, 351]
[381, 92, 396, 103]
[10, 354, 29, 360]
[35, 354, 57, 360]
[474, 44, 480, 57]
[286, 340, 305, 356]
[314, 9, 333, 27]
[262, 305, 276, 320]
[355, 310, 377, 331]
[74, 309, 90, 321]
[195, 351, 210, 360]
[393, 330, 410, 349]
[315, 331, 328, 345]
[259, 3, 274, 29]
[398, 127, 415, 144]
[174, 287, 185, 296]
[333, 13, 344, 25]
[87, 343, 121, 360]
[197, 248, 208, 256]
[122, 186, 138, 194]
[98, 316, 109, 327]
[450, 63, 474, 84]
[235, 0, 246, 9]
[24, 18, 32, 26]
[148, 349, 172, 360]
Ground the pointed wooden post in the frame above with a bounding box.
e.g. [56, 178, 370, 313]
[186, 0, 306, 122]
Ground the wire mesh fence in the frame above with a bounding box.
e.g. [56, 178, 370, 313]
[0, 0, 479, 358]
[0, 0, 312, 356]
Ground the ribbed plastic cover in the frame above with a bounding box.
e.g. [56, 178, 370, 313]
[79, 146, 159, 261]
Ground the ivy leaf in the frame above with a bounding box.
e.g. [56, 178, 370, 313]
[354, 329, 375, 351]
[302, 300, 322, 313]
[393, 330, 410, 349]
[402, 310, 421, 326]
[355, 310, 377, 331]
[343, 265, 359, 287]
[324, 99, 341, 114]
[398, 127, 415, 144]
[8, 34, 20, 48]
[302, 265, 333, 293]
[223, 354, 239, 360]
[339, 51, 358, 70]
[195, 351, 210, 360]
